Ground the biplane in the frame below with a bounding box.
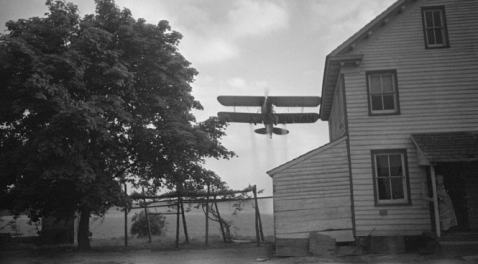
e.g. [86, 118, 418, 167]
[217, 95, 321, 138]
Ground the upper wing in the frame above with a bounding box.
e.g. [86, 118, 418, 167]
[218, 112, 264, 124]
[217, 96, 264, 107]
[268, 96, 321, 107]
[276, 113, 320, 124]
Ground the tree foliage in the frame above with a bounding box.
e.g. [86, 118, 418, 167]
[0, 0, 235, 250]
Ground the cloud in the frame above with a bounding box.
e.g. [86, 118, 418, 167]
[181, 37, 239, 64]
[228, 0, 289, 37]
[163, 0, 290, 64]
[308, 0, 395, 34]
[302, 0, 396, 54]
[228, 78, 247, 88]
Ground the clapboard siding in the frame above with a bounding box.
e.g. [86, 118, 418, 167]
[341, 0, 478, 237]
[272, 137, 354, 242]
[276, 229, 354, 240]
[275, 195, 351, 212]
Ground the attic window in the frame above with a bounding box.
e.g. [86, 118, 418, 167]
[421, 6, 449, 49]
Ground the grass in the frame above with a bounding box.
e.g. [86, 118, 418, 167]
[1, 199, 274, 248]
[89, 199, 274, 247]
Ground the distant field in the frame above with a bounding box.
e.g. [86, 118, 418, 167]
[91, 198, 274, 243]
[1, 198, 274, 246]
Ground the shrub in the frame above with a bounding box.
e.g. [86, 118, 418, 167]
[130, 210, 167, 238]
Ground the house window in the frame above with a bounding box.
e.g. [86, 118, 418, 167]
[421, 6, 449, 49]
[366, 70, 400, 115]
[371, 149, 410, 205]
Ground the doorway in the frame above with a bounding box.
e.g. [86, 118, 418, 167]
[435, 162, 478, 231]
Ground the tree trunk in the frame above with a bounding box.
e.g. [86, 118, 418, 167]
[77, 207, 91, 251]
[214, 199, 227, 242]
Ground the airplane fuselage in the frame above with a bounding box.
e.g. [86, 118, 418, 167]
[260, 98, 279, 138]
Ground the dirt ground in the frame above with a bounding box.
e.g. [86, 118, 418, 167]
[1, 241, 475, 264]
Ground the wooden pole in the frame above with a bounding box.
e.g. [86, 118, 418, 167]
[257, 204, 264, 241]
[142, 188, 152, 243]
[124, 184, 128, 247]
[205, 182, 210, 246]
[253, 185, 260, 247]
[176, 196, 180, 248]
[430, 165, 441, 237]
[180, 196, 189, 244]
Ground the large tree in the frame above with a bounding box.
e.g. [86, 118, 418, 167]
[0, 0, 234, 250]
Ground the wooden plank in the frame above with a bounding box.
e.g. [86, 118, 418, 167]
[274, 176, 349, 185]
[273, 190, 350, 199]
[356, 229, 427, 237]
[276, 229, 354, 242]
[356, 218, 431, 226]
[275, 196, 350, 212]
[274, 164, 349, 177]
[274, 171, 349, 181]
[276, 207, 352, 222]
[274, 184, 351, 193]
[276, 218, 353, 234]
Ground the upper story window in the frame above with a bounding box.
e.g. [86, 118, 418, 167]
[371, 149, 411, 205]
[421, 6, 450, 49]
[366, 70, 400, 115]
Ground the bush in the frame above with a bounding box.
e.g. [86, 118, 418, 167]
[130, 210, 167, 238]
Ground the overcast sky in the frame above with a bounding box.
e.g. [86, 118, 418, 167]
[1, 0, 396, 197]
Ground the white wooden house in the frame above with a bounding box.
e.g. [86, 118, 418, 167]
[267, 0, 478, 256]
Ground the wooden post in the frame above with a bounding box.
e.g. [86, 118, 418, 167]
[142, 188, 152, 243]
[176, 196, 180, 248]
[205, 182, 210, 246]
[180, 196, 189, 244]
[430, 165, 441, 237]
[253, 186, 264, 241]
[124, 183, 128, 247]
[257, 204, 264, 241]
[253, 185, 260, 247]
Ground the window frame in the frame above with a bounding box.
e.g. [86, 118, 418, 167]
[366, 70, 400, 116]
[421, 6, 450, 49]
[371, 149, 411, 206]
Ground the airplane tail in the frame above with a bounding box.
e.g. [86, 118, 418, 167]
[254, 128, 268, 135]
[273, 127, 289, 135]
[254, 127, 289, 137]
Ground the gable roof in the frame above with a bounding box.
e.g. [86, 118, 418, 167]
[320, 0, 415, 120]
[267, 136, 348, 176]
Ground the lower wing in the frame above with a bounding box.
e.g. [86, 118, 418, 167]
[218, 112, 264, 124]
[276, 113, 320, 124]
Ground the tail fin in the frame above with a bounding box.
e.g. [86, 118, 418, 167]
[254, 128, 267, 135]
[273, 127, 289, 135]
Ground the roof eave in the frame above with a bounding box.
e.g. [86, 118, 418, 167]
[319, 54, 364, 121]
[267, 136, 348, 176]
